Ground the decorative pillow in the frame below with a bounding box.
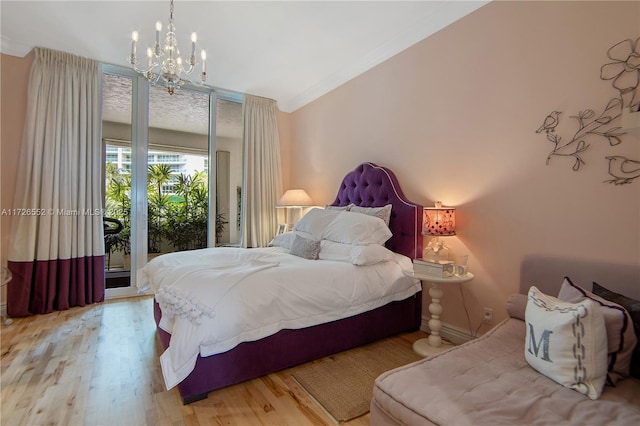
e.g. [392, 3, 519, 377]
[289, 234, 320, 260]
[268, 231, 296, 249]
[558, 277, 636, 384]
[293, 207, 341, 239]
[349, 204, 392, 226]
[319, 240, 395, 265]
[321, 211, 392, 246]
[592, 282, 640, 380]
[507, 293, 527, 321]
[525, 286, 607, 400]
[325, 204, 351, 211]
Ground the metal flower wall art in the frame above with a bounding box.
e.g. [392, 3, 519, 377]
[536, 37, 640, 185]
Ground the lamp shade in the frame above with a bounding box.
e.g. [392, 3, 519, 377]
[422, 202, 456, 236]
[276, 189, 313, 207]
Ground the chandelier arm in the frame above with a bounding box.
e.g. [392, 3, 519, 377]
[129, 0, 207, 95]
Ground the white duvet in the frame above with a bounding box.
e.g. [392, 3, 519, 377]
[138, 246, 420, 390]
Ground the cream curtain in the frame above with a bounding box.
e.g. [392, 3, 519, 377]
[7, 48, 104, 316]
[240, 95, 283, 248]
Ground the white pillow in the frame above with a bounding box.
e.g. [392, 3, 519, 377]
[268, 231, 296, 249]
[525, 286, 607, 400]
[293, 208, 341, 239]
[321, 211, 392, 246]
[557, 277, 637, 384]
[349, 204, 392, 226]
[319, 240, 395, 265]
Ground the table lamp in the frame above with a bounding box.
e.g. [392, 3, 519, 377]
[422, 201, 456, 262]
[276, 189, 313, 229]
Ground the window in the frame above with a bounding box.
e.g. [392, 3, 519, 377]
[102, 65, 244, 295]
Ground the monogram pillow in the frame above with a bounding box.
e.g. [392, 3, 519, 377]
[525, 286, 608, 400]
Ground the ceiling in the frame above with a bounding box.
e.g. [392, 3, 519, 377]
[1, 1, 487, 114]
[102, 73, 243, 137]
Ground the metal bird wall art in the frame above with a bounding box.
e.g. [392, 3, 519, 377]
[536, 37, 640, 185]
[605, 155, 640, 185]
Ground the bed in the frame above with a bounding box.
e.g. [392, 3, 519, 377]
[142, 162, 424, 404]
[370, 256, 640, 425]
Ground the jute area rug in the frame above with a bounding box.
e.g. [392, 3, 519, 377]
[290, 338, 422, 423]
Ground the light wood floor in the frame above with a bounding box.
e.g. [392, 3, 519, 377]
[1, 295, 425, 426]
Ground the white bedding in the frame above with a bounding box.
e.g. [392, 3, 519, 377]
[138, 246, 420, 390]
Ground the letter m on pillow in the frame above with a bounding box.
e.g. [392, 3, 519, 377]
[527, 323, 553, 362]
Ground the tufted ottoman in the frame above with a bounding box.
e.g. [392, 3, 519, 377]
[370, 317, 640, 426]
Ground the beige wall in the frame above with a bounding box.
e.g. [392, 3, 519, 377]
[0, 53, 31, 308]
[288, 1, 640, 334]
[1, 54, 32, 267]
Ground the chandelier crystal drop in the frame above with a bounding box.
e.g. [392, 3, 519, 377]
[128, 0, 207, 95]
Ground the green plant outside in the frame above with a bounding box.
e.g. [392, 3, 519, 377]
[104, 163, 228, 267]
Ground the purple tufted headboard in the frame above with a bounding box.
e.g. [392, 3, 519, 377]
[330, 162, 423, 259]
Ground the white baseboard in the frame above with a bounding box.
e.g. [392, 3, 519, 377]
[419, 315, 475, 345]
[105, 286, 149, 300]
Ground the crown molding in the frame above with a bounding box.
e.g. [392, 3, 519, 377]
[0, 36, 32, 58]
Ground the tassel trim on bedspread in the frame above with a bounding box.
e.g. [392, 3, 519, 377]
[154, 259, 280, 325]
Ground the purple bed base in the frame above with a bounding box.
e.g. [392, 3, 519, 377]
[155, 293, 421, 404]
[155, 162, 424, 404]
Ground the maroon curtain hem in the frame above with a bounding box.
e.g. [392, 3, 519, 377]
[7, 256, 105, 317]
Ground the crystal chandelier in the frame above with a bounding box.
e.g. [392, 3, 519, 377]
[128, 0, 207, 95]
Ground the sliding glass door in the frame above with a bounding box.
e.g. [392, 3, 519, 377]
[101, 65, 243, 296]
[147, 83, 211, 257]
[102, 72, 136, 292]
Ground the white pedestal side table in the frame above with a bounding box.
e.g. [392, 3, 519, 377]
[411, 271, 474, 357]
